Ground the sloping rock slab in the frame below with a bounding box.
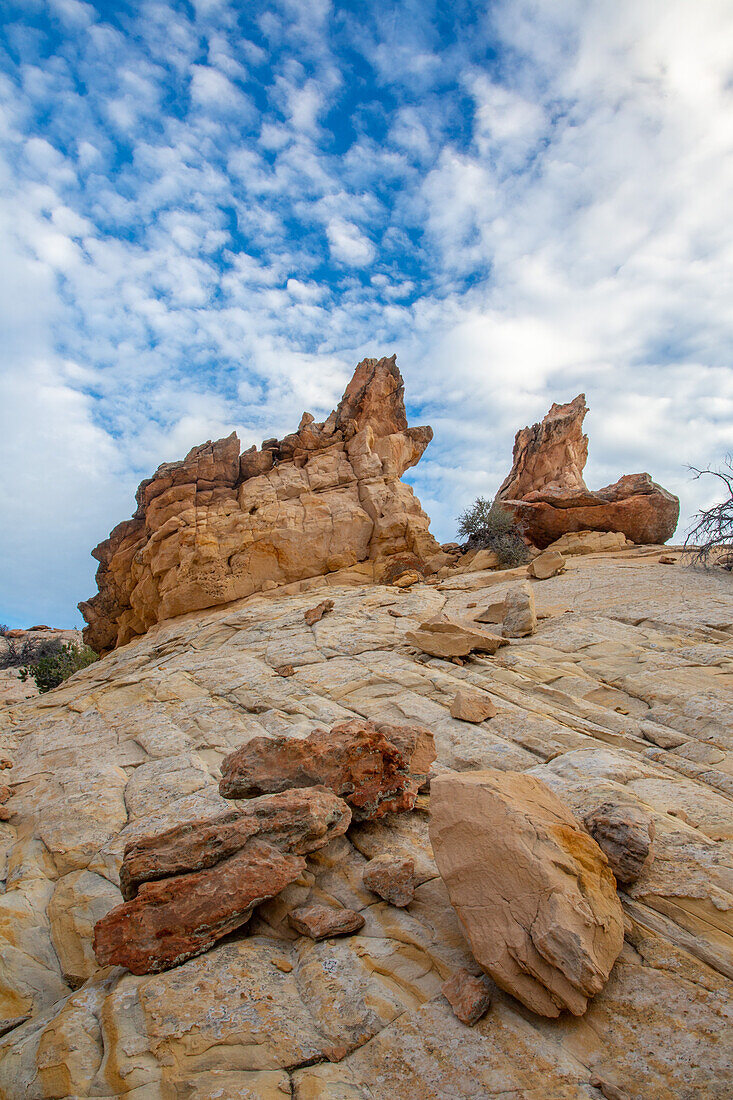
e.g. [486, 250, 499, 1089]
[94, 787, 350, 974]
[429, 770, 624, 1017]
[219, 719, 436, 821]
[406, 619, 508, 658]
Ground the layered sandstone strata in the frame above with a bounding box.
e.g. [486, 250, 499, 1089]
[80, 356, 441, 653]
[496, 394, 680, 547]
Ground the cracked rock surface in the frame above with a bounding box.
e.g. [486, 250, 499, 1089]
[0, 550, 732, 1097]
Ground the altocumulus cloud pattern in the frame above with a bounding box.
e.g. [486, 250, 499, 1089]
[1, 0, 732, 626]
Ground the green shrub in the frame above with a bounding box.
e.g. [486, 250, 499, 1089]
[19, 641, 98, 694]
[457, 497, 530, 568]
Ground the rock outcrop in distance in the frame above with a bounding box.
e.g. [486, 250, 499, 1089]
[80, 356, 442, 653]
[496, 394, 680, 548]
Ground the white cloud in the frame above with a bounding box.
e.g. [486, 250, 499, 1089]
[326, 218, 375, 266]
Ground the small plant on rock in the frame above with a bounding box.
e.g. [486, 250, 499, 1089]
[685, 458, 733, 569]
[19, 640, 98, 694]
[457, 497, 530, 568]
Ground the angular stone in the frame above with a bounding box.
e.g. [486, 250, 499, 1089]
[218, 719, 436, 822]
[496, 395, 680, 548]
[94, 787, 351, 974]
[274, 664, 295, 677]
[474, 601, 504, 623]
[406, 619, 508, 658]
[548, 530, 632, 556]
[288, 905, 365, 940]
[429, 770, 624, 1017]
[393, 570, 419, 588]
[503, 582, 537, 637]
[583, 802, 655, 884]
[449, 690, 497, 723]
[528, 550, 566, 579]
[441, 968, 493, 1025]
[304, 600, 334, 626]
[362, 855, 415, 907]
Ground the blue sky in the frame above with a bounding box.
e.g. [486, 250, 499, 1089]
[1, 0, 732, 628]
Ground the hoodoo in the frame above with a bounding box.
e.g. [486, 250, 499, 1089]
[80, 356, 442, 653]
[496, 394, 680, 548]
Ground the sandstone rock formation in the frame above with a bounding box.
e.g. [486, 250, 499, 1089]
[218, 719, 436, 821]
[583, 802, 655, 884]
[2, 555, 732, 1097]
[80, 356, 441, 653]
[528, 549, 566, 579]
[406, 618, 508, 658]
[288, 904, 365, 940]
[362, 854, 416, 907]
[429, 770, 625, 1017]
[549, 530, 633, 555]
[94, 787, 351, 973]
[449, 689, 497, 723]
[496, 395, 680, 548]
[441, 968, 493, 1025]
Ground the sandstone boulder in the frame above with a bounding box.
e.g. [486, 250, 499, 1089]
[502, 582, 537, 637]
[549, 530, 633, 556]
[496, 395, 679, 548]
[288, 905, 365, 940]
[583, 802, 655, 884]
[449, 690, 497, 723]
[94, 787, 351, 974]
[429, 770, 624, 1017]
[406, 619, 508, 658]
[528, 549, 566, 579]
[441, 968, 493, 1026]
[362, 854, 416, 907]
[218, 719, 436, 821]
[80, 356, 441, 653]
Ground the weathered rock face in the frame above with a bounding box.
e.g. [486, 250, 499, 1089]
[583, 802, 655, 884]
[496, 395, 680, 548]
[429, 770, 625, 1017]
[218, 719, 435, 821]
[94, 787, 351, 974]
[80, 356, 440, 653]
[502, 581, 537, 638]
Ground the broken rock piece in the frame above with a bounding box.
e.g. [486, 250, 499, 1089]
[219, 719, 436, 821]
[304, 599, 334, 626]
[502, 582, 537, 638]
[449, 690, 497, 723]
[583, 802, 655, 884]
[288, 905, 365, 940]
[429, 770, 624, 1018]
[528, 549, 566, 579]
[405, 619, 508, 658]
[362, 854, 416, 907]
[0, 784, 11, 821]
[442, 968, 493, 1026]
[94, 786, 351, 974]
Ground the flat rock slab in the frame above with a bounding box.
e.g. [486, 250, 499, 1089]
[94, 787, 351, 974]
[406, 618, 508, 657]
[219, 718, 435, 821]
[429, 769, 624, 1017]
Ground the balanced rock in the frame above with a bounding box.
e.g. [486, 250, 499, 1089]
[441, 968, 493, 1026]
[429, 770, 624, 1017]
[94, 787, 351, 974]
[362, 854, 416, 907]
[502, 582, 537, 637]
[496, 395, 679, 548]
[288, 905, 365, 940]
[450, 690, 497, 723]
[80, 356, 441, 653]
[528, 549, 566, 579]
[583, 802, 655, 884]
[218, 719, 436, 822]
[406, 619, 508, 658]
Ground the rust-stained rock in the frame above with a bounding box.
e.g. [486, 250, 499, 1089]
[80, 355, 441, 653]
[583, 802, 655, 884]
[406, 619, 508, 658]
[429, 770, 624, 1017]
[288, 905, 365, 940]
[496, 395, 680, 548]
[441, 968, 493, 1025]
[304, 600, 334, 626]
[93, 787, 351, 974]
[219, 719, 436, 821]
[273, 664, 295, 677]
[362, 854, 416, 907]
[449, 690, 497, 723]
[0, 785, 11, 822]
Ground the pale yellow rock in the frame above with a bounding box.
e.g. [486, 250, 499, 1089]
[48, 870, 121, 987]
[548, 531, 633, 556]
[406, 619, 507, 658]
[429, 770, 624, 1017]
[528, 549, 566, 579]
[502, 581, 537, 637]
